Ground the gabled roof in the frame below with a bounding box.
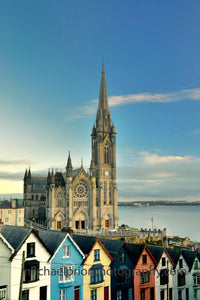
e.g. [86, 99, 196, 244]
[166, 247, 181, 267]
[0, 200, 22, 209]
[73, 235, 97, 256]
[2, 225, 32, 251]
[124, 243, 145, 267]
[2, 225, 51, 260]
[38, 230, 85, 260]
[147, 245, 175, 268]
[182, 249, 197, 271]
[100, 238, 124, 260]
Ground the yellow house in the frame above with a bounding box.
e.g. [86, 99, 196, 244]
[73, 235, 112, 300]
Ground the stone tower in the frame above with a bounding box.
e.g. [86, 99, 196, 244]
[90, 61, 118, 229]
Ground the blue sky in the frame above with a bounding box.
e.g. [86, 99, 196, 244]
[0, 0, 200, 201]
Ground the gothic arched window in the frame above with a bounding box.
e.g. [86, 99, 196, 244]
[104, 144, 109, 164]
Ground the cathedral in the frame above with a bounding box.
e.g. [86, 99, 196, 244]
[23, 63, 118, 231]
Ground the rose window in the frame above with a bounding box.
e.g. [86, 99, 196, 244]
[73, 181, 88, 198]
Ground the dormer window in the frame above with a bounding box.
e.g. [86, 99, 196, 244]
[27, 242, 35, 257]
[142, 255, 147, 264]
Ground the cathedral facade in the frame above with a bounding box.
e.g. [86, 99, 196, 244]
[24, 63, 118, 230]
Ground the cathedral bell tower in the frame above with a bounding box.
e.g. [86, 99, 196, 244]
[90, 62, 118, 229]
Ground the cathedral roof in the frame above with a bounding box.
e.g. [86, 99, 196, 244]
[31, 176, 47, 192]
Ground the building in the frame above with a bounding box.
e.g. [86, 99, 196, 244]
[73, 235, 112, 300]
[0, 224, 51, 300]
[38, 230, 85, 300]
[0, 199, 24, 226]
[23, 62, 118, 231]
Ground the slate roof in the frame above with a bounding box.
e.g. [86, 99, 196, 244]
[73, 235, 97, 256]
[166, 247, 181, 267]
[182, 249, 197, 271]
[100, 238, 124, 259]
[147, 245, 165, 264]
[125, 243, 145, 266]
[0, 200, 22, 209]
[2, 225, 31, 251]
[31, 176, 47, 192]
[38, 229, 68, 255]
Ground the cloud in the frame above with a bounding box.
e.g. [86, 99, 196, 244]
[138, 151, 193, 164]
[117, 150, 200, 202]
[0, 159, 33, 166]
[65, 88, 200, 121]
[190, 129, 200, 135]
[0, 171, 24, 181]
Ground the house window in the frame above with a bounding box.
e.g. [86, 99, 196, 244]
[194, 289, 197, 300]
[24, 260, 39, 283]
[94, 249, 100, 261]
[59, 289, 66, 300]
[142, 254, 147, 264]
[178, 290, 182, 300]
[74, 286, 80, 300]
[27, 243, 35, 257]
[140, 271, 149, 284]
[162, 257, 166, 266]
[179, 259, 183, 268]
[160, 290, 164, 300]
[58, 265, 74, 283]
[186, 288, 189, 300]
[128, 288, 133, 300]
[91, 290, 97, 300]
[140, 289, 145, 300]
[160, 268, 168, 285]
[193, 272, 200, 285]
[19, 218, 21, 223]
[178, 270, 185, 286]
[104, 286, 109, 300]
[169, 288, 173, 300]
[5, 218, 8, 223]
[19, 210, 21, 214]
[120, 252, 125, 263]
[90, 265, 103, 284]
[194, 260, 199, 270]
[8, 210, 11, 214]
[22, 290, 29, 300]
[0, 287, 7, 300]
[63, 245, 70, 258]
[117, 268, 129, 284]
[117, 290, 122, 300]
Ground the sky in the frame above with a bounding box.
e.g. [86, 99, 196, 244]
[0, 0, 200, 202]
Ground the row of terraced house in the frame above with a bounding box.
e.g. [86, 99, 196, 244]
[0, 223, 200, 300]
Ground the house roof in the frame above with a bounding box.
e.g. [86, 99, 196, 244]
[100, 238, 124, 259]
[147, 245, 165, 264]
[124, 243, 145, 266]
[73, 235, 97, 255]
[182, 249, 197, 271]
[0, 200, 23, 209]
[2, 225, 32, 251]
[166, 247, 181, 267]
[38, 229, 68, 254]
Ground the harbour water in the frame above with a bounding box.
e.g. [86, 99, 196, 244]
[118, 205, 200, 242]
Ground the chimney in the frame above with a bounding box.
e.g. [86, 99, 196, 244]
[0, 221, 4, 234]
[12, 199, 17, 208]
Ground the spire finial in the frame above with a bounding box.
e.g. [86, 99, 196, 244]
[102, 55, 104, 73]
[81, 159, 83, 167]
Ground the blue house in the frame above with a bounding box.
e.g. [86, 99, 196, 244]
[39, 230, 85, 300]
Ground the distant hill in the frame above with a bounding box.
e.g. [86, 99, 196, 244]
[0, 193, 23, 201]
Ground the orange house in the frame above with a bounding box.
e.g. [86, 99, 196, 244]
[129, 245, 157, 300]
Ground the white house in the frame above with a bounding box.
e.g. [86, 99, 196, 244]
[0, 223, 51, 300]
[148, 246, 176, 300]
[172, 252, 189, 300]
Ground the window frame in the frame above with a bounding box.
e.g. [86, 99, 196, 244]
[27, 242, 35, 258]
[58, 265, 75, 283]
[63, 245, 70, 258]
[94, 249, 100, 261]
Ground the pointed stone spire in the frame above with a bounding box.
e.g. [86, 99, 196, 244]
[96, 60, 111, 131]
[66, 151, 73, 177]
[24, 169, 27, 180]
[28, 167, 31, 178]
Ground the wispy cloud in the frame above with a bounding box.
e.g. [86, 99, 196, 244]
[0, 159, 33, 166]
[190, 129, 200, 135]
[65, 88, 200, 121]
[138, 151, 193, 164]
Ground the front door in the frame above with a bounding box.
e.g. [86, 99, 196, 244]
[40, 286, 47, 300]
[57, 221, 61, 230]
[104, 286, 109, 300]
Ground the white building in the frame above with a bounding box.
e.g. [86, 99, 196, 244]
[0, 223, 51, 300]
[0, 199, 24, 226]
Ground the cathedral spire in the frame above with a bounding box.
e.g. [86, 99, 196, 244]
[96, 61, 111, 131]
[66, 151, 73, 177]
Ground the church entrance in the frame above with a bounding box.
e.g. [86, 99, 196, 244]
[57, 221, 61, 229]
[81, 220, 85, 229]
[105, 220, 109, 228]
[75, 220, 86, 229]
